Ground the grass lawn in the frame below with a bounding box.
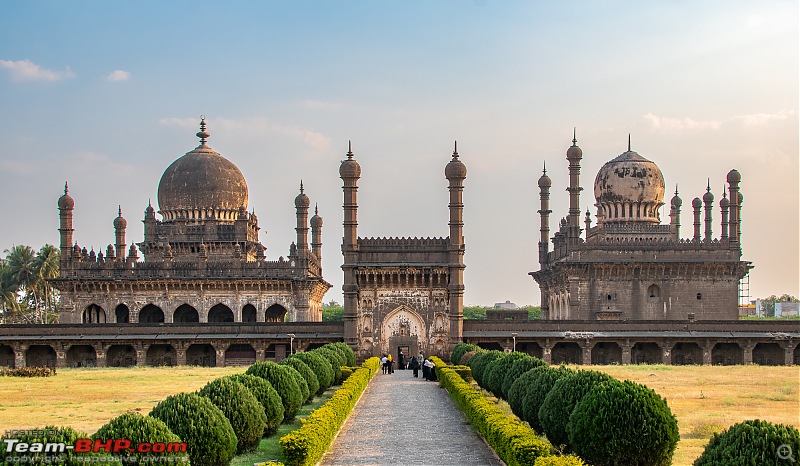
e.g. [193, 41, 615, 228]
[0, 366, 246, 433]
[582, 364, 800, 466]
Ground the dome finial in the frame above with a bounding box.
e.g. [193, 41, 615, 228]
[300, 180, 304, 194]
[706, 178, 711, 192]
[315, 203, 318, 215]
[675, 184, 679, 196]
[628, 133, 631, 152]
[118, 205, 122, 216]
[543, 160, 547, 175]
[452, 140, 459, 158]
[572, 127, 577, 146]
[347, 140, 354, 159]
[64, 181, 69, 194]
[196, 115, 210, 145]
[722, 187, 727, 199]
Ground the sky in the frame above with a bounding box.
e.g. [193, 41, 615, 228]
[0, 1, 797, 306]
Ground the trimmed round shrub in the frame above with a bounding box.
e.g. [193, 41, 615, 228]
[292, 351, 334, 394]
[198, 378, 267, 453]
[280, 356, 319, 403]
[693, 419, 800, 466]
[484, 352, 530, 398]
[315, 347, 346, 384]
[451, 343, 480, 365]
[518, 365, 575, 429]
[460, 350, 479, 365]
[501, 355, 547, 400]
[227, 373, 284, 436]
[149, 392, 237, 466]
[93, 412, 187, 463]
[569, 380, 679, 466]
[539, 369, 614, 448]
[326, 342, 357, 366]
[0, 426, 122, 466]
[246, 361, 304, 421]
[466, 349, 505, 387]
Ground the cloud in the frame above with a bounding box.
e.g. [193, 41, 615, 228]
[105, 70, 130, 82]
[298, 99, 343, 111]
[644, 110, 795, 133]
[0, 59, 75, 82]
[158, 116, 331, 152]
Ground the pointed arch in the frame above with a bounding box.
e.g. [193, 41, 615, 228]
[115, 304, 130, 323]
[381, 304, 427, 343]
[82, 304, 106, 323]
[208, 303, 234, 323]
[174, 304, 199, 323]
[265, 304, 287, 322]
[139, 304, 164, 323]
[242, 304, 257, 323]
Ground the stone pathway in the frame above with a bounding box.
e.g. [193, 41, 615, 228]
[321, 368, 503, 466]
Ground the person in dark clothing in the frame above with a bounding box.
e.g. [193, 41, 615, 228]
[409, 356, 419, 377]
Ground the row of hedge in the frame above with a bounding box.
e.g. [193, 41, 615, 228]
[457, 344, 679, 466]
[0, 343, 358, 466]
[279, 356, 381, 466]
[0, 366, 56, 377]
[437, 364, 583, 466]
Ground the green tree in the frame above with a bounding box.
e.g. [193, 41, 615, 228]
[1, 244, 60, 323]
[322, 300, 343, 322]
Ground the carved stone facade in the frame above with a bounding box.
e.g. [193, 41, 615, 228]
[52, 119, 330, 325]
[340, 143, 466, 360]
[531, 135, 751, 321]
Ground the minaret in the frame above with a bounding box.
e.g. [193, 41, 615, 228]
[339, 141, 361, 349]
[565, 129, 583, 242]
[310, 204, 323, 264]
[57, 182, 75, 270]
[720, 189, 729, 239]
[584, 209, 592, 235]
[114, 206, 127, 263]
[702, 180, 714, 242]
[692, 197, 702, 242]
[669, 186, 682, 240]
[445, 141, 467, 350]
[294, 181, 310, 255]
[727, 169, 741, 246]
[537, 163, 552, 266]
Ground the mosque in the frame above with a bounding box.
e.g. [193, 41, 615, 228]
[0, 121, 796, 368]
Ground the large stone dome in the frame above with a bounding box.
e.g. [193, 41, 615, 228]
[593, 149, 665, 224]
[157, 121, 248, 221]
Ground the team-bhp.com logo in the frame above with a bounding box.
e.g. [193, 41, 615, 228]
[4, 430, 188, 464]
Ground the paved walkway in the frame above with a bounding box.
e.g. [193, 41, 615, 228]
[320, 368, 503, 466]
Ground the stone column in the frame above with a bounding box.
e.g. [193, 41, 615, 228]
[783, 343, 795, 366]
[176, 348, 187, 366]
[55, 350, 67, 368]
[621, 342, 632, 365]
[702, 341, 714, 365]
[542, 340, 553, 364]
[579, 341, 592, 366]
[742, 342, 754, 365]
[215, 344, 225, 368]
[660, 342, 673, 366]
[136, 347, 146, 367]
[94, 344, 107, 368]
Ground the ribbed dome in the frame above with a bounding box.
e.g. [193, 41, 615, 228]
[113, 207, 127, 229]
[594, 149, 665, 224]
[157, 121, 248, 221]
[339, 142, 361, 179]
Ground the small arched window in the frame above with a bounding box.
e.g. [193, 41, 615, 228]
[696, 293, 702, 300]
[648, 285, 660, 298]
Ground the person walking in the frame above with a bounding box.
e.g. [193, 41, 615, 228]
[380, 354, 388, 374]
[409, 356, 419, 377]
[387, 353, 394, 374]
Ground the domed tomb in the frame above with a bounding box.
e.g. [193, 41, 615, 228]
[593, 149, 665, 224]
[157, 119, 248, 222]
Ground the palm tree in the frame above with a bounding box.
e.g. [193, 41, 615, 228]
[4, 245, 39, 323]
[35, 244, 60, 323]
[0, 259, 21, 321]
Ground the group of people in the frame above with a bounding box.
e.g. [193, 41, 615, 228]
[380, 351, 437, 381]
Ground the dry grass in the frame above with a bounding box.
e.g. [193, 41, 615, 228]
[583, 364, 800, 466]
[0, 366, 245, 434]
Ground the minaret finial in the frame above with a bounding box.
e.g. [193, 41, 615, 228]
[722, 186, 727, 199]
[628, 134, 631, 151]
[196, 115, 210, 145]
[675, 184, 679, 196]
[315, 203, 318, 215]
[542, 160, 547, 174]
[64, 181, 69, 194]
[572, 127, 577, 146]
[347, 140, 353, 159]
[707, 178, 711, 192]
[452, 140, 459, 158]
[118, 205, 122, 216]
[300, 180, 304, 193]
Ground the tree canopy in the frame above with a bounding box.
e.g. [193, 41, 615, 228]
[1, 244, 60, 323]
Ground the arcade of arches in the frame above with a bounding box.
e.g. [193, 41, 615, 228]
[80, 303, 289, 324]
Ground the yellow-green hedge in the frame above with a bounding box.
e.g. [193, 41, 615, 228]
[438, 366, 551, 466]
[533, 455, 585, 466]
[279, 357, 380, 466]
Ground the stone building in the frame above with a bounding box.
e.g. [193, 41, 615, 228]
[531, 133, 752, 321]
[52, 119, 331, 328]
[339, 143, 466, 360]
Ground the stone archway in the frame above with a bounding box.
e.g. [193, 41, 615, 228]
[592, 342, 622, 365]
[208, 304, 234, 323]
[632, 342, 662, 364]
[712, 342, 743, 365]
[186, 344, 216, 366]
[139, 304, 164, 323]
[752, 343, 783, 365]
[82, 304, 106, 323]
[174, 304, 199, 323]
[26, 345, 56, 367]
[0, 345, 15, 368]
[242, 304, 257, 323]
[671, 342, 702, 365]
[107, 345, 136, 367]
[66, 345, 96, 367]
[146, 344, 176, 366]
[225, 344, 256, 366]
[115, 304, 130, 323]
[551, 342, 582, 364]
[265, 304, 287, 322]
[380, 305, 427, 359]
